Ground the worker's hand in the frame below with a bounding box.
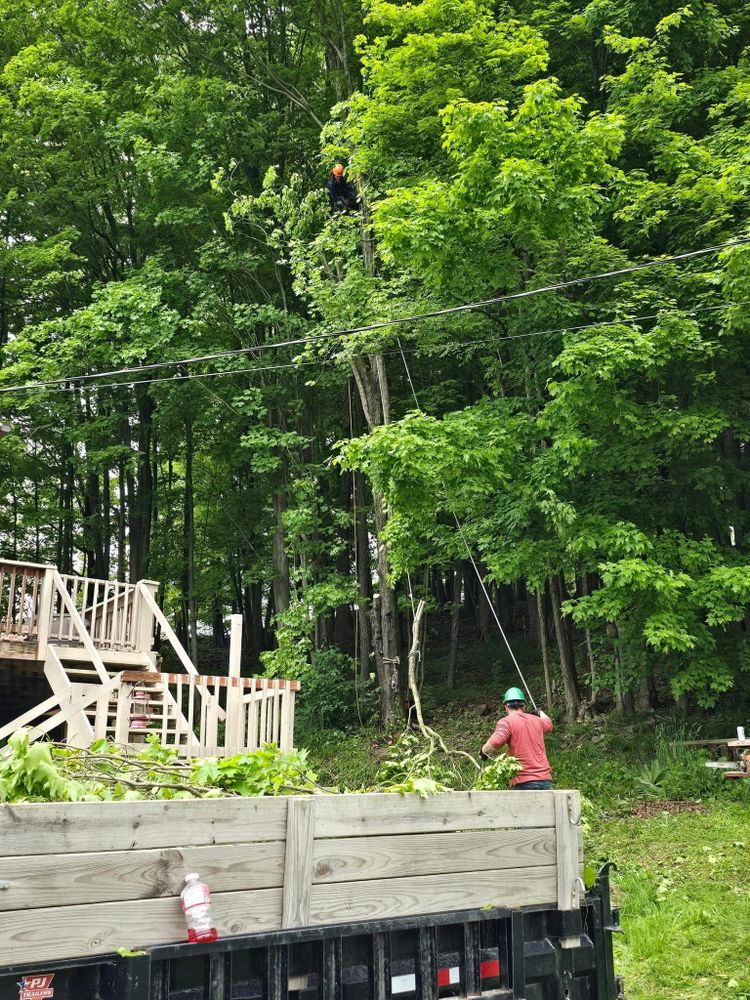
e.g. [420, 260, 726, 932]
[527, 708, 540, 717]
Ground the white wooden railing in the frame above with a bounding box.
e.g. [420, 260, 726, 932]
[113, 671, 298, 757]
[0, 560, 47, 641]
[50, 575, 137, 649]
[0, 563, 301, 757]
[0, 560, 159, 658]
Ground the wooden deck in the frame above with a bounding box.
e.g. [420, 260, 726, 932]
[0, 559, 299, 756]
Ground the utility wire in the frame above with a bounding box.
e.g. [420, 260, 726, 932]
[1, 300, 742, 395]
[1, 237, 747, 396]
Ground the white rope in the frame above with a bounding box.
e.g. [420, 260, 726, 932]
[397, 343, 539, 709]
[452, 515, 538, 711]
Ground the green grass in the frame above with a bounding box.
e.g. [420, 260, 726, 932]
[594, 804, 750, 1000]
[301, 680, 750, 1000]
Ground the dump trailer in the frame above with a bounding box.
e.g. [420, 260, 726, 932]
[0, 791, 623, 1000]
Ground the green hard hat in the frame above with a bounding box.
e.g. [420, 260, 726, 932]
[503, 686, 526, 704]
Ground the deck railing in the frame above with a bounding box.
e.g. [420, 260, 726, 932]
[50, 574, 141, 650]
[114, 671, 298, 756]
[0, 560, 47, 642]
[0, 563, 300, 759]
[0, 560, 158, 657]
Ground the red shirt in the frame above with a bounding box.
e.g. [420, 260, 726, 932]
[488, 710, 553, 786]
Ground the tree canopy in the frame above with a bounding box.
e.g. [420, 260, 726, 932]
[2, 0, 750, 725]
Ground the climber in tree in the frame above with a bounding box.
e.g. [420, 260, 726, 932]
[327, 163, 358, 213]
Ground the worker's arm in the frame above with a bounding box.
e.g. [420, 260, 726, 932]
[482, 718, 511, 759]
[539, 710, 553, 733]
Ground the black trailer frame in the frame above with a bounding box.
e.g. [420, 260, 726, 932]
[3, 867, 624, 1000]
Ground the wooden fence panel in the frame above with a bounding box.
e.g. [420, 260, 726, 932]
[308, 869, 557, 926]
[0, 887, 283, 966]
[0, 799, 289, 855]
[0, 790, 580, 968]
[314, 789, 556, 837]
[0, 841, 287, 911]
[312, 828, 556, 884]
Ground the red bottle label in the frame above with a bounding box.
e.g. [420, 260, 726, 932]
[181, 884, 210, 911]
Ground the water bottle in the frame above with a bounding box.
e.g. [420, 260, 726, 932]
[181, 873, 219, 943]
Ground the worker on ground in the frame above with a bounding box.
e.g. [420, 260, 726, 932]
[481, 687, 554, 790]
[327, 163, 358, 213]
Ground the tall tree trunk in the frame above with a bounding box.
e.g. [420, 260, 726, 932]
[580, 574, 598, 710]
[373, 491, 400, 727]
[102, 467, 111, 578]
[350, 352, 401, 727]
[608, 621, 634, 716]
[446, 562, 463, 689]
[536, 586, 553, 710]
[353, 470, 373, 681]
[129, 388, 155, 582]
[250, 582, 265, 660]
[183, 416, 198, 667]
[117, 421, 128, 581]
[549, 574, 579, 720]
[60, 437, 75, 574]
[272, 490, 291, 620]
[477, 573, 491, 644]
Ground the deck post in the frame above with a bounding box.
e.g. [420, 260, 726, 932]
[44, 647, 94, 746]
[225, 614, 244, 753]
[134, 580, 159, 655]
[280, 687, 296, 752]
[35, 567, 55, 661]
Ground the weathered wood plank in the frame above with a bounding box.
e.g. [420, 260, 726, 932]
[314, 790, 555, 837]
[0, 841, 286, 911]
[554, 790, 582, 911]
[0, 798, 289, 856]
[309, 868, 557, 926]
[0, 886, 283, 966]
[281, 798, 315, 928]
[312, 828, 556, 884]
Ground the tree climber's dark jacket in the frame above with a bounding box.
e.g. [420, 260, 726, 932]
[327, 175, 358, 211]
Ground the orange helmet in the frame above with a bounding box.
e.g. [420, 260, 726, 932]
[332, 163, 345, 176]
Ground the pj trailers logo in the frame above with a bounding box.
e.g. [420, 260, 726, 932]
[18, 975, 55, 1000]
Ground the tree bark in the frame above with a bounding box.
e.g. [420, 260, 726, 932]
[272, 490, 291, 619]
[446, 562, 463, 689]
[353, 470, 373, 681]
[350, 353, 401, 728]
[549, 574, 579, 720]
[183, 416, 198, 668]
[580, 574, 598, 710]
[129, 388, 155, 582]
[536, 586, 553, 710]
[608, 621, 634, 716]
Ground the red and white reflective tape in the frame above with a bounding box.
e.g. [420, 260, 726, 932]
[437, 966, 461, 987]
[392, 962, 499, 994]
[286, 959, 500, 995]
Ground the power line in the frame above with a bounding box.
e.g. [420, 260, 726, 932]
[5, 299, 740, 394]
[1, 237, 747, 396]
